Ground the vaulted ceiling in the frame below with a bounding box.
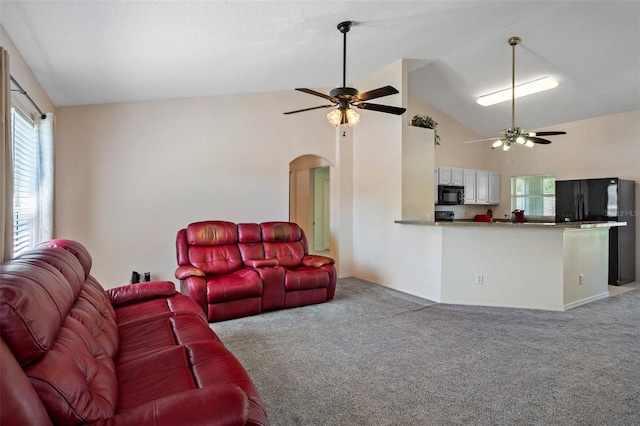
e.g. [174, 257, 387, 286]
[2, 1, 639, 137]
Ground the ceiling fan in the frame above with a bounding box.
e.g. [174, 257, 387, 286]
[466, 36, 566, 150]
[283, 21, 406, 127]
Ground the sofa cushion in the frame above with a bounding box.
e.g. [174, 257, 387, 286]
[0, 339, 52, 426]
[189, 244, 244, 275]
[70, 277, 119, 360]
[113, 293, 206, 328]
[260, 222, 307, 268]
[17, 247, 85, 295]
[116, 345, 195, 412]
[238, 223, 261, 243]
[260, 221, 302, 242]
[25, 316, 118, 425]
[238, 223, 265, 261]
[262, 241, 305, 269]
[207, 269, 262, 303]
[0, 260, 74, 366]
[37, 239, 93, 280]
[284, 267, 330, 291]
[187, 340, 269, 424]
[187, 221, 238, 245]
[116, 314, 213, 366]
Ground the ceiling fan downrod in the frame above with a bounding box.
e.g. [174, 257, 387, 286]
[337, 21, 352, 89]
[509, 36, 521, 131]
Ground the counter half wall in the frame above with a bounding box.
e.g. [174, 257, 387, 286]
[395, 221, 624, 311]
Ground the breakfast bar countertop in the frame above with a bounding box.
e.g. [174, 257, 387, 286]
[394, 220, 627, 229]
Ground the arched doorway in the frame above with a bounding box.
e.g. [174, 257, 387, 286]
[289, 155, 332, 255]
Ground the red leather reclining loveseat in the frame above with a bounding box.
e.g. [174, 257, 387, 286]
[175, 221, 337, 322]
[0, 239, 269, 426]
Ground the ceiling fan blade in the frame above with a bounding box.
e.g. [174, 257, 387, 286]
[531, 131, 566, 136]
[463, 137, 501, 144]
[357, 85, 399, 102]
[295, 88, 338, 103]
[356, 103, 406, 115]
[528, 136, 552, 144]
[283, 104, 335, 115]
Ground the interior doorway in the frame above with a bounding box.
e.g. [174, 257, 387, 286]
[312, 166, 331, 254]
[289, 155, 332, 255]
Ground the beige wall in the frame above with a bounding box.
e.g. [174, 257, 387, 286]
[55, 93, 340, 286]
[407, 92, 489, 170]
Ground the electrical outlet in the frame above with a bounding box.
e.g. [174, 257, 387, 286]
[475, 274, 484, 285]
[579, 274, 584, 285]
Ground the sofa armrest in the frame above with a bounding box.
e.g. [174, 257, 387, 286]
[86, 385, 250, 426]
[175, 265, 206, 280]
[108, 281, 176, 307]
[302, 255, 335, 268]
[244, 259, 279, 268]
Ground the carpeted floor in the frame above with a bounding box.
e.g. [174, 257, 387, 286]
[212, 277, 640, 425]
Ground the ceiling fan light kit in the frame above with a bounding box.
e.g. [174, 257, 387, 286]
[327, 107, 360, 127]
[467, 36, 566, 150]
[283, 21, 406, 127]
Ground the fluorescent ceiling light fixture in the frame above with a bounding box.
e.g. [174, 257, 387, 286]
[477, 76, 558, 107]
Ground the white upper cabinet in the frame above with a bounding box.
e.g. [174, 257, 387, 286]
[438, 166, 500, 205]
[488, 171, 500, 204]
[437, 167, 463, 186]
[463, 169, 476, 203]
[476, 170, 489, 204]
[451, 168, 464, 186]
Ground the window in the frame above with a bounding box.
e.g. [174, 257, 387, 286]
[511, 174, 556, 217]
[11, 107, 40, 257]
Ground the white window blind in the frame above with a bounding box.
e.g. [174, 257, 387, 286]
[511, 174, 556, 217]
[11, 107, 40, 257]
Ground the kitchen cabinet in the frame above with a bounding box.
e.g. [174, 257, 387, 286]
[463, 169, 476, 204]
[436, 167, 463, 186]
[476, 170, 489, 204]
[438, 166, 500, 205]
[475, 170, 500, 205]
[488, 172, 500, 204]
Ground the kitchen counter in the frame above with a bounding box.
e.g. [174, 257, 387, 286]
[395, 220, 626, 229]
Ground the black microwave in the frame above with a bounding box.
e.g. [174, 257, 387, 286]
[437, 185, 465, 205]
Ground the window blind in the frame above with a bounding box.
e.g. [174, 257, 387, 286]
[11, 107, 40, 257]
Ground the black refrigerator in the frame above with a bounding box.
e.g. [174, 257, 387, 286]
[555, 178, 636, 285]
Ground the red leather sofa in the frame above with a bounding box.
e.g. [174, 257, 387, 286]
[0, 239, 269, 426]
[175, 221, 337, 322]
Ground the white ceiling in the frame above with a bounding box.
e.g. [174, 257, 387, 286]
[2, 1, 639, 137]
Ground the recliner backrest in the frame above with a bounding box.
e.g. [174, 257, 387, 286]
[260, 222, 307, 268]
[184, 221, 243, 275]
[237, 223, 264, 261]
